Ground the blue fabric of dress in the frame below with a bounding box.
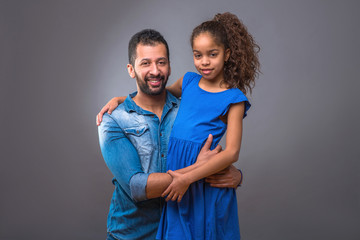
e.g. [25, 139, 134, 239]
[156, 72, 250, 240]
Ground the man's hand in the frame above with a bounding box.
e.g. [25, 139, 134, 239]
[196, 134, 222, 166]
[205, 165, 243, 188]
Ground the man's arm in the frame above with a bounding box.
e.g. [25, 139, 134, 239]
[205, 165, 242, 188]
[99, 116, 241, 201]
[146, 166, 242, 199]
[145, 134, 217, 199]
[176, 134, 242, 188]
[99, 114, 166, 202]
[146, 173, 172, 199]
[146, 135, 242, 200]
[146, 134, 219, 199]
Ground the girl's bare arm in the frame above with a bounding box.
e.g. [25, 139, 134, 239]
[166, 76, 183, 98]
[96, 96, 126, 125]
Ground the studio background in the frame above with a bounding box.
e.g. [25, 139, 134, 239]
[1, 0, 359, 239]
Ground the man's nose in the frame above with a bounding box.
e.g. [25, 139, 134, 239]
[149, 63, 160, 75]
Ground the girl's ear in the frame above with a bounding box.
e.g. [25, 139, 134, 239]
[225, 48, 231, 62]
[127, 64, 135, 78]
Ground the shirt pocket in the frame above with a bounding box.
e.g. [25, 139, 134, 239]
[123, 125, 154, 171]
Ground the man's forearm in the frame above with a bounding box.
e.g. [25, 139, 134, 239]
[146, 162, 205, 199]
[146, 173, 172, 199]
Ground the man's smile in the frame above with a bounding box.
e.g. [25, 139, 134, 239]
[147, 75, 164, 87]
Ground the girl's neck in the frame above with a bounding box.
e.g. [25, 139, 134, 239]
[199, 75, 230, 93]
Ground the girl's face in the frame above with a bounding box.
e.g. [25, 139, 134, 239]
[192, 32, 230, 84]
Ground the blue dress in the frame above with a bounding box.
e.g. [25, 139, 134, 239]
[156, 72, 250, 240]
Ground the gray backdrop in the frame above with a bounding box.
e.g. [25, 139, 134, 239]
[1, 0, 359, 239]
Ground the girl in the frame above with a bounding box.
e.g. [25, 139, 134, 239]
[99, 12, 260, 240]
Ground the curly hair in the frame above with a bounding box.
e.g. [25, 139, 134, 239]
[191, 12, 260, 95]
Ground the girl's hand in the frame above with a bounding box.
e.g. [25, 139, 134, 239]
[96, 97, 125, 126]
[162, 170, 191, 202]
[196, 134, 222, 166]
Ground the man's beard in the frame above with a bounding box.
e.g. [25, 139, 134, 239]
[135, 72, 168, 96]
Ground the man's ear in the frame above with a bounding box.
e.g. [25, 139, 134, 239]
[127, 64, 135, 78]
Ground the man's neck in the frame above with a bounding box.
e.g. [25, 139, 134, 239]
[132, 90, 167, 120]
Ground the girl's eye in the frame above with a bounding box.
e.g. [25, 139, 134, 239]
[194, 54, 201, 59]
[210, 53, 218, 57]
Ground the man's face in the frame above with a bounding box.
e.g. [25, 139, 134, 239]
[128, 43, 171, 96]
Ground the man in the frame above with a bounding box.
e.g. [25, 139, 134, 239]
[98, 29, 242, 240]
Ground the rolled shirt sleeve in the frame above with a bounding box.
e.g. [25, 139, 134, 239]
[98, 113, 149, 202]
[129, 172, 150, 201]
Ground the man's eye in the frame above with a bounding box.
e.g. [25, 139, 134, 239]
[158, 61, 166, 65]
[141, 62, 149, 66]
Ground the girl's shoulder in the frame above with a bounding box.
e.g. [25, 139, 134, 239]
[184, 71, 201, 79]
[228, 87, 247, 99]
[182, 72, 202, 91]
[226, 88, 251, 118]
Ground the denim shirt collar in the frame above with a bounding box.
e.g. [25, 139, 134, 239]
[124, 91, 179, 115]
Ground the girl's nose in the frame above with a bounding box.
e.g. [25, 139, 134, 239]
[201, 57, 210, 66]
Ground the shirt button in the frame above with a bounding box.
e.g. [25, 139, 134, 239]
[160, 133, 162, 136]
[136, 130, 139, 134]
[161, 154, 164, 157]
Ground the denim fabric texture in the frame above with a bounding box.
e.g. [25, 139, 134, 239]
[106, 232, 117, 240]
[98, 91, 179, 240]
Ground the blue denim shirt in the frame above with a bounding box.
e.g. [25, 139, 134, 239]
[98, 91, 179, 240]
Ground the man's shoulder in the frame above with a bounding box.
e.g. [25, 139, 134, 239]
[109, 102, 127, 115]
[102, 93, 134, 120]
[102, 103, 131, 126]
[166, 90, 181, 105]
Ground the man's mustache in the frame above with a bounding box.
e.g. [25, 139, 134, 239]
[146, 74, 165, 81]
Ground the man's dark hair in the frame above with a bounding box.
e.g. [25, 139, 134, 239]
[128, 29, 170, 66]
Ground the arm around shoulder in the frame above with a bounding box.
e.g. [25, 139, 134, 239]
[96, 96, 127, 126]
[166, 77, 183, 98]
